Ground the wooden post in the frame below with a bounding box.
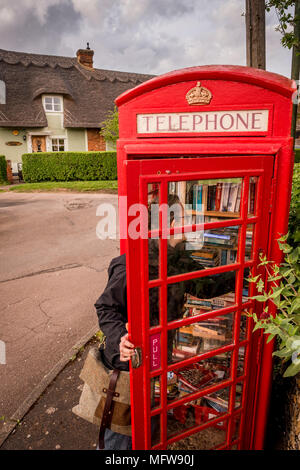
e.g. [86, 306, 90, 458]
[246, 0, 266, 69]
[291, 0, 300, 140]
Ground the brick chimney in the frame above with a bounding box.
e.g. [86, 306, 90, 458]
[76, 43, 94, 69]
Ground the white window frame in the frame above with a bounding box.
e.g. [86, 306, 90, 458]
[43, 95, 63, 113]
[51, 136, 67, 152]
[0, 80, 6, 104]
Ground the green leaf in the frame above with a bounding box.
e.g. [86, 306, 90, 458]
[277, 233, 289, 243]
[256, 278, 265, 293]
[250, 295, 268, 302]
[266, 334, 275, 344]
[290, 298, 300, 314]
[283, 360, 300, 377]
[268, 275, 283, 282]
[273, 347, 292, 358]
[246, 274, 261, 283]
[253, 322, 263, 332]
[290, 248, 299, 264]
[269, 286, 285, 299]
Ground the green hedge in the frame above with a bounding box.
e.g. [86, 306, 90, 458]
[22, 151, 117, 182]
[0, 155, 7, 182]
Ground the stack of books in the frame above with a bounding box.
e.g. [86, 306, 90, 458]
[190, 248, 220, 267]
[184, 291, 247, 316]
[203, 229, 238, 248]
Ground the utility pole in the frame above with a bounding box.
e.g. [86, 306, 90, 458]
[246, 0, 266, 69]
[291, 0, 300, 140]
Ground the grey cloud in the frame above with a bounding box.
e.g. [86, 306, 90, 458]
[0, 0, 81, 56]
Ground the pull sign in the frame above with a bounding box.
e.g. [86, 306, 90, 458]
[150, 333, 161, 371]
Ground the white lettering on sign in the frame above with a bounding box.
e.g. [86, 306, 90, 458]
[137, 110, 269, 134]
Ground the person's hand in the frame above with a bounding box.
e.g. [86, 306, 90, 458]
[119, 333, 135, 362]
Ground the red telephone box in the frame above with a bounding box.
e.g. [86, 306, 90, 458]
[115, 66, 295, 450]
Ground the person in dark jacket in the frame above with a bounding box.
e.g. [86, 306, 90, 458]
[94, 195, 235, 449]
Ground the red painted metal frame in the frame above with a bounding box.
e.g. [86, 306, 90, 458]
[125, 156, 274, 450]
[116, 66, 295, 450]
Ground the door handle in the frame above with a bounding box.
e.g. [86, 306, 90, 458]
[131, 347, 142, 368]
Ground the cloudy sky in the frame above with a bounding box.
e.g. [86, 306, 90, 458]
[0, 0, 293, 78]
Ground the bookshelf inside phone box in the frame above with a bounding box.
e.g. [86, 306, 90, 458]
[115, 66, 296, 450]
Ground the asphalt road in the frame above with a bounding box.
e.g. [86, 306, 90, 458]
[0, 191, 119, 429]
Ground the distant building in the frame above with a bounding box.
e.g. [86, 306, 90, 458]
[0, 46, 153, 173]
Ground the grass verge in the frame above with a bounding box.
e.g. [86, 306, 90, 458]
[6, 181, 118, 193]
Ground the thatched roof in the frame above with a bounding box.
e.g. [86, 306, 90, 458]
[0, 48, 153, 128]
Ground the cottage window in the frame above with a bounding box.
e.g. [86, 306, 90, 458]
[52, 138, 65, 151]
[43, 96, 63, 112]
[0, 80, 5, 104]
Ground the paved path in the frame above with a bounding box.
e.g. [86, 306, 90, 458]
[0, 192, 119, 433]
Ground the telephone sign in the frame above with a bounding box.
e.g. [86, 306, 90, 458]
[115, 65, 295, 450]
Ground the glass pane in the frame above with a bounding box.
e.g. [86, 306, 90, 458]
[54, 104, 61, 111]
[239, 310, 248, 342]
[53, 97, 60, 104]
[59, 145, 64, 151]
[45, 104, 52, 110]
[151, 376, 161, 409]
[242, 267, 251, 300]
[167, 387, 230, 448]
[167, 424, 227, 450]
[248, 177, 258, 216]
[149, 287, 159, 327]
[167, 271, 236, 323]
[151, 414, 161, 447]
[232, 414, 241, 441]
[148, 183, 160, 281]
[166, 227, 239, 277]
[168, 313, 234, 364]
[167, 351, 232, 402]
[149, 239, 159, 281]
[148, 182, 160, 206]
[168, 178, 242, 221]
[45, 97, 52, 103]
[245, 224, 255, 261]
[237, 347, 246, 377]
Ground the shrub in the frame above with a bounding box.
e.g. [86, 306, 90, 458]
[247, 236, 300, 377]
[247, 163, 300, 378]
[0, 155, 7, 182]
[22, 151, 117, 183]
[294, 149, 300, 164]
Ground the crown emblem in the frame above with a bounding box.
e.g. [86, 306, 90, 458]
[186, 82, 212, 105]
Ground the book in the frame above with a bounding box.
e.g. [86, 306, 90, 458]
[227, 184, 239, 212]
[249, 177, 257, 214]
[220, 182, 231, 211]
[234, 185, 242, 213]
[196, 185, 203, 213]
[215, 183, 223, 211]
[202, 184, 208, 212]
